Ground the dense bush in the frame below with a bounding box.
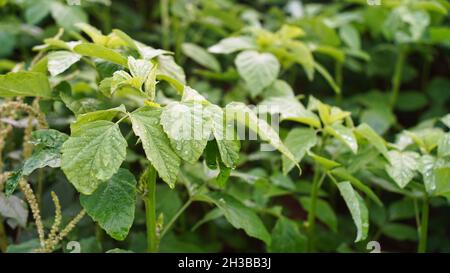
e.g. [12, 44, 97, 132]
[0, 0, 449, 253]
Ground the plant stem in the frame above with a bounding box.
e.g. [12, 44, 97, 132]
[160, 198, 193, 239]
[418, 196, 429, 253]
[144, 165, 158, 253]
[160, 0, 170, 50]
[0, 216, 8, 252]
[335, 61, 343, 105]
[307, 171, 326, 252]
[36, 169, 44, 205]
[390, 46, 407, 108]
[95, 224, 103, 252]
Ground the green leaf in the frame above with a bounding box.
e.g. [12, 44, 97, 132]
[268, 217, 307, 253]
[282, 128, 317, 174]
[5, 131, 67, 187]
[396, 91, 428, 111]
[47, 51, 81, 76]
[382, 223, 417, 241]
[73, 43, 128, 66]
[128, 56, 152, 79]
[157, 55, 186, 85]
[385, 150, 419, 188]
[418, 155, 438, 194]
[330, 167, 383, 207]
[25, 0, 51, 25]
[258, 96, 321, 128]
[286, 41, 315, 80]
[434, 166, 450, 196]
[22, 149, 61, 176]
[299, 197, 337, 232]
[263, 79, 295, 98]
[198, 192, 271, 245]
[61, 120, 127, 195]
[30, 129, 69, 149]
[0, 192, 28, 228]
[325, 124, 358, 154]
[388, 198, 415, 221]
[208, 36, 256, 54]
[130, 107, 180, 188]
[4, 171, 22, 196]
[308, 152, 341, 170]
[337, 181, 369, 242]
[215, 163, 231, 189]
[80, 169, 137, 241]
[438, 133, 450, 158]
[313, 62, 341, 94]
[206, 105, 240, 168]
[339, 24, 361, 50]
[50, 2, 87, 32]
[70, 105, 127, 133]
[225, 102, 297, 168]
[182, 43, 221, 72]
[161, 102, 212, 163]
[192, 208, 223, 231]
[235, 50, 280, 96]
[6, 239, 40, 253]
[355, 123, 389, 159]
[429, 26, 450, 46]
[76, 23, 108, 45]
[442, 114, 450, 128]
[0, 71, 52, 98]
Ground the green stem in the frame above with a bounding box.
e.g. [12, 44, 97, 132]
[307, 171, 326, 252]
[160, 0, 170, 50]
[144, 165, 158, 253]
[335, 61, 343, 105]
[390, 46, 408, 108]
[418, 196, 429, 253]
[0, 216, 8, 252]
[95, 224, 103, 252]
[160, 199, 193, 239]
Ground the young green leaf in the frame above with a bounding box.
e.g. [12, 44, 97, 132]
[206, 105, 240, 168]
[61, 120, 127, 195]
[385, 150, 420, 188]
[73, 43, 128, 66]
[47, 50, 81, 76]
[0, 71, 52, 98]
[157, 55, 186, 85]
[325, 124, 358, 154]
[337, 181, 369, 242]
[258, 96, 321, 128]
[81, 169, 137, 241]
[161, 102, 212, 163]
[282, 128, 317, 174]
[330, 168, 383, 207]
[438, 133, 450, 158]
[70, 105, 127, 133]
[225, 102, 298, 168]
[235, 50, 280, 96]
[356, 123, 389, 159]
[130, 107, 180, 188]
